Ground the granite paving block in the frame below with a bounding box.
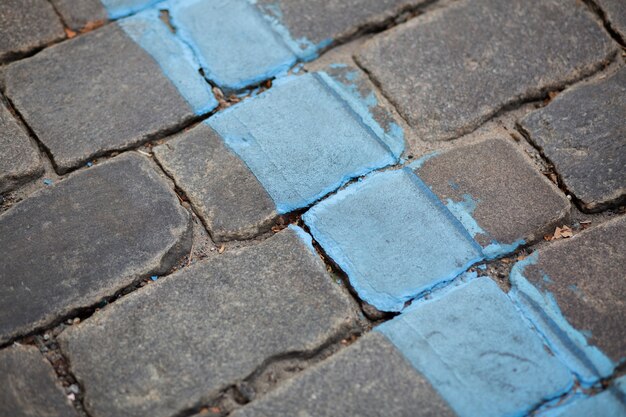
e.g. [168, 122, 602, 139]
[0, 0, 65, 63]
[165, 0, 297, 92]
[597, 0, 626, 42]
[520, 67, 626, 212]
[255, 0, 428, 60]
[208, 73, 399, 214]
[540, 376, 626, 417]
[356, 0, 616, 141]
[0, 153, 191, 344]
[232, 332, 456, 417]
[3, 17, 216, 173]
[0, 345, 79, 417]
[377, 276, 573, 417]
[509, 215, 626, 385]
[59, 227, 356, 417]
[303, 168, 483, 312]
[413, 137, 570, 258]
[154, 123, 278, 242]
[50, 0, 162, 30]
[0, 100, 43, 193]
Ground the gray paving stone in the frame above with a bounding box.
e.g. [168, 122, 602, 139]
[3, 24, 197, 173]
[356, 0, 616, 141]
[50, 0, 108, 32]
[0, 153, 191, 344]
[0, 100, 43, 193]
[597, 0, 626, 42]
[0, 344, 79, 417]
[154, 123, 277, 242]
[0, 0, 65, 63]
[232, 332, 456, 417]
[520, 67, 626, 212]
[413, 136, 570, 258]
[58, 227, 356, 417]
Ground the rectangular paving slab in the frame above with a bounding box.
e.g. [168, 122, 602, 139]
[303, 168, 483, 312]
[3, 15, 216, 173]
[231, 332, 457, 417]
[58, 226, 356, 417]
[356, 0, 616, 141]
[0, 345, 79, 417]
[0, 153, 191, 344]
[377, 276, 573, 417]
[412, 137, 570, 258]
[509, 215, 626, 385]
[519, 66, 626, 212]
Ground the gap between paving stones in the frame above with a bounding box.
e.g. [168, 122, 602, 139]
[584, 0, 626, 46]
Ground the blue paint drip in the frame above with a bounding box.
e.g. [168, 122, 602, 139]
[509, 254, 615, 385]
[100, 0, 163, 20]
[376, 277, 573, 417]
[119, 9, 217, 115]
[150, 275, 158, 281]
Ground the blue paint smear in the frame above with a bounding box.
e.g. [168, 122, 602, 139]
[407, 151, 440, 170]
[208, 73, 397, 214]
[376, 277, 573, 417]
[166, 0, 296, 92]
[101, 0, 163, 20]
[509, 254, 615, 386]
[119, 9, 217, 115]
[302, 168, 484, 312]
[287, 225, 317, 256]
[538, 376, 626, 416]
[43, 179, 53, 186]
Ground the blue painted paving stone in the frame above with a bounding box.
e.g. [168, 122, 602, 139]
[520, 67, 626, 212]
[50, 0, 161, 31]
[231, 332, 456, 417]
[303, 168, 483, 312]
[3, 16, 216, 173]
[0, 0, 65, 63]
[0, 345, 79, 417]
[0, 99, 43, 193]
[539, 376, 626, 417]
[208, 72, 399, 214]
[596, 0, 626, 42]
[377, 276, 573, 417]
[0, 153, 192, 345]
[413, 137, 570, 258]
[58, 227, 357, 417]
[154, 123, 278, 242]
[509, 215, 626, 385]
[356, 0, 616, 141]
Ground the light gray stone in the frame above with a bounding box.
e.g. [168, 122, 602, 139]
[0, 153, 191, 344]
[413, 136, 570, 258]
[356, 0, 616, 141]
[232, 332, 456, 417]
[50, 0, 107, 32]
[0, 0, 65, 63]
[597, 0, 626, 43]
[0, 99, 42, 193]
[154, 123, 278, 242]
[0, 344, 79, 417]
[59, 227, 357, 417]
[3, 24, 195, 173]
[520, 67, 626, 212]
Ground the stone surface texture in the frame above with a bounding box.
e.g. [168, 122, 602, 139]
[154, 123, 278, 242]
[59, 227, 356, 417]
[50, 0, 108, 31]
[356, 0, 616, 141]
[0, 345, 79, 417]
[0, 0, 65, 63]
[597, 0, 626, 42]
[520, 67, 626, 212]
[0, 100, 43, 193]
[232, 332, 456, 417]
[0, 153, 191, 344]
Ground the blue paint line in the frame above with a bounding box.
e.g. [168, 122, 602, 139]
[509, 254, 615, 386]
[407, 151, 439, 170]
[302, 169, 484, 312]
[537, 376, 626, 416]
[101, 0, 164, 20]
[166, 0, 296, 92]
[287, 225, 317, 256]
[118, 9, 217, 115]
[376, 277, 573, 417]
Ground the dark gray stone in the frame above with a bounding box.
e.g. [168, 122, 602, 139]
[597, 0, 626, 42]
[58, 227, 356, 417]
[0, 344, 79, 417]
[0, 0, 65, 63]
[50, 0, 108, 32]
[0, 99, 43, 193]
[520, 67, 626, 212]
[232, 332, 456, 417]
[3, 24, 195, 173]
[356, 0, 616, 141]
[413, 136, 570, 258]
[154, 123, 278, 242]
[0, 153, 191, 344]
